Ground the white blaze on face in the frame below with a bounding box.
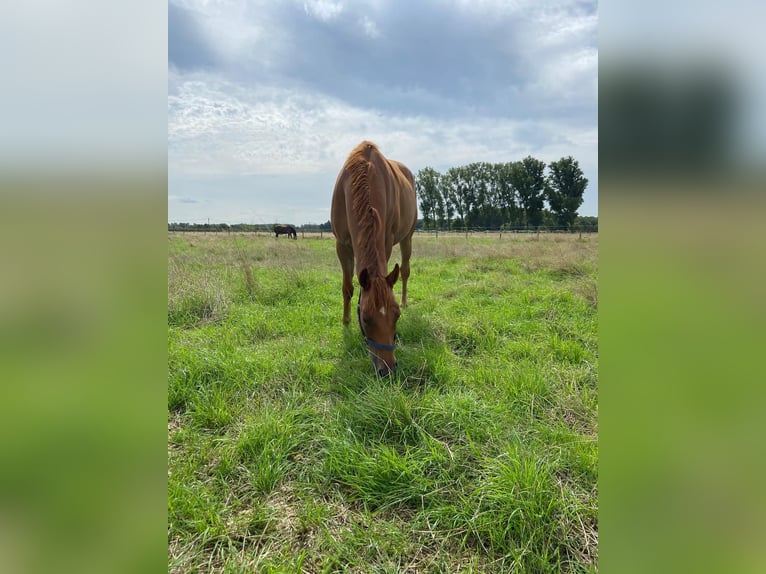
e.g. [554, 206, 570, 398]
[379, 306, 386, 316]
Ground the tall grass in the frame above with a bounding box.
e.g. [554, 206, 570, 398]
[168, 231, 598, 573]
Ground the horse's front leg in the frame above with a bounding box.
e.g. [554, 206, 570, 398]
[335, 241, 355, 324]
[399, 233, 413, 307]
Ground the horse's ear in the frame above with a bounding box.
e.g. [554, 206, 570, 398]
[386, 264, 400, 288]
[358, 268, 371, 290]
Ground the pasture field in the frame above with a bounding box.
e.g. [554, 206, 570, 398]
[168, 232, 598, 573]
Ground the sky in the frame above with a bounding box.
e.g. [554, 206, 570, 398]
[168, 0, 598, 225]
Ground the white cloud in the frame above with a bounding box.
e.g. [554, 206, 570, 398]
[530, 47, 598, 107]
[168, 72, 597, 178]
[536, 9, 597, 47]
[360, 16, 381, 38]
[303, 0, 343, 22]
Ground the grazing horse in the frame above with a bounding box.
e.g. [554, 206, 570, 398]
[273, 224, 297, 239]
[330, 141, 417, 377]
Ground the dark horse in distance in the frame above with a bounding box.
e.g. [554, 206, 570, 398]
[273, 224, 297, 239]
[330, 141, 417, 377]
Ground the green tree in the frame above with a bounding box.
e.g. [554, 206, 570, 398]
[574, 215, 598, 232]
[443, 166, 473, 230]
[439, 184, 453, 229]
[461, 163, 481, 227]
[415, 167, 441, 230]
[546, 156, 588, 230]
[494, 162, 519, 227]
[512, 156, 546, 228]
[465, 162, 501, 228]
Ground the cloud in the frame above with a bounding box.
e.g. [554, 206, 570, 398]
[270, 2, 533, 117]
[303, 0, 343, 22]
[359, 16, 381, 38]
[169, 1, 596, 121]
[168, 71, 597, 177]
[168, 195, 200, 204]
[168, 1, 218, 70]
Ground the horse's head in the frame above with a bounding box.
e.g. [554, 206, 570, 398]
[357, 264, 401, 377]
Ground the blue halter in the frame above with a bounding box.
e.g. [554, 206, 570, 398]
[357, 295, 396, 352]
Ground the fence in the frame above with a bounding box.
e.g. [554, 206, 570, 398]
[168, 226, 597, 240]
[415, 225, 597, 237]
[167, 227, 331, 239]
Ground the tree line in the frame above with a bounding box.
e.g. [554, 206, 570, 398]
[416, 155, 589, 231]
[169, 154, 595, 235]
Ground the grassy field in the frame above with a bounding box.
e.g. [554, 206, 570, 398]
[168, 232, 598, 573]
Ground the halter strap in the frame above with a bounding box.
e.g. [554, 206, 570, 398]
[365, 337, 397, 352]
[357, 296, 396, 351]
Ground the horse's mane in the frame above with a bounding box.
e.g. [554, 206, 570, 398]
[345, 141, 384, 276]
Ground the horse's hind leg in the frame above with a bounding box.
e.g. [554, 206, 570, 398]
[335, 241, 354, 324]
[399, 233, 413, 307]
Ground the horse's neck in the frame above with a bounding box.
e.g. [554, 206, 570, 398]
[354, 212, 387, 276]
[347, 159, 390, 276]
[357, 233, 386, 276]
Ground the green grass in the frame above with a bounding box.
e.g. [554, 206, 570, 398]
[168, 231, 598, 573]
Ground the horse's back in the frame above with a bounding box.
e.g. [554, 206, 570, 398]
[390, 160, 414, 188]
[331, 142, 416, 248]
[387, 159, 417, 238]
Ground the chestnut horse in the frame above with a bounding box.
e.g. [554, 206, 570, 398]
[330, 141, 417, 376]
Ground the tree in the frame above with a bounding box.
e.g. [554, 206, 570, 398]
[439, 184, 454, 229]
[461, 163, 480, 227]
[574, 215, 598, 232]
[443, 167, 474, 229]
[546, 156, 588, 230]
[512, 156, 547, 228]
[415, 167, 441, 230]
[494, 162, 519, 227]
[464, 162, 498, 228]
